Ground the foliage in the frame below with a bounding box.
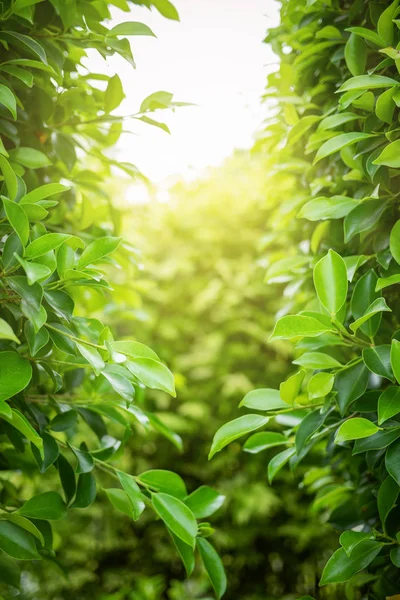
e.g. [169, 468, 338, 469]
[210, 0, 400, 598]
[0, 0, 225, 597]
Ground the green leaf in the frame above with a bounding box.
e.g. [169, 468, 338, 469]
[377, 0, 399, 45]
[71, 472, 96, 508]
[378, 475, 399, 525]
[335, 418, 380, 444]
[349, 297, 391, 333]
[280, 370, 305, 404]
[390, 546, 400, 567]
[3, 514, 44, 546]
[20, 183, 70, 204]
[10, 147, 51, 169]
[268, 448, 296, 483]
[152, 0, 179, 20]
[0, 155, 17, 200]
[0, 84, 16, 120]
[69, 444, 94, 474]
[137, 470, 187, 499]
[335, 362, 369, 415]
[376, 87, 396, 123]
[339, 531, 374, 557]
[313, 133, 374, 164]
[295, 409, 326, 454]
[353, 428, 400, 454]
[185, 486, 225, 519]
[320, 540, 383, 585]
[0, 521, 40, 560]
[350, 270, 382, 337]
[390, 339, 400, 384]
[378, 386, 400, 425]
[373, 140, 400, 167]
[313, 249, 348, 315]
[344, 33, 366, 76]
[346, 26, 385, 47]
[209, 414, 269, 459]
[105, 74, 124, 113]
[152, 492, 197, 548]
[0, 351, 32, 401]
[239, 388, 287, 411]
[269, 315, 334, 340]
[338, 75, 398, 93]
[104, 488, 134, 518]
[31, 432, 59, 473]
[14, 254, 51, 285]
[243, 432, 290, 454]
[376, 274, 400, 291]
[2, 198, 29, 246]
[18, 491, 66, 520]
[307, 372, 334, 399]
[390, 220, 400, 264]
[293, 352, 342, 369]
[363, 345, 395, 382]
[197, 537, 227, 600]
[76, 343, 105, 376]
[126, 358, 175, 396]
[77, 236, 121, 269]
[107, 21, 156, 37]
[109, 341, 159, 362]
[298, 195, 359, 221]
[25, 233, 75, 259]
[170, 531, 195, 577]
[385, 439, 400, 485]
[116, 471, 145, 520]
[0, 318, 19, 343]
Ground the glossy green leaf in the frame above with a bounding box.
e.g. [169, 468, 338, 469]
[335, 362, 369, 415]
[126, 358, 175, 396]
[391, 339, 400, 384]
[243, 432, 290, 454]
[18, 491, 66, 520]
[280, 370, 305, 404]
[239, 388, 287, 411]
[116, 471, 145, 520]
[385, 439, 400, 485]
[0, 318, 19, 343]
[185, 486, 225, 518]
[209, 414, 269, 459]
[197, 537, 227, 600]
[363, 345, 395, 382]
[378, 475, 399, 525]
[108, 21, 156, 37]
[152, 492, 197, 548]
[390, 220, 400, 264]
[378, 386, 400, 425]
[0, 521, 39, 560]
[268, 448, 296, 483]
[313, 132, 374, 163]
[0, 351, 32, 401]
[335, 418, 380, 444]
[2, 198, 29, 246]
[320, 540, 383, 585]
[137, 470, 187, 499]
[269, 315, 334, 340]
[313, 249, 348, 315]
[77, 236, 121, 269]
[307, 372, 334, 399]
[349, 297, 391, 333]
[373, 140, 400, 167]
[293, 352, 342, 369]
[0, 84, 16, 119]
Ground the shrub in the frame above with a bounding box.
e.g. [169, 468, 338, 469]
[0, 1, 225, 597]
[211, 0, 400, 598]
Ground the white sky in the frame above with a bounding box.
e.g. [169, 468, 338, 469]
[92, 0, 280, 185]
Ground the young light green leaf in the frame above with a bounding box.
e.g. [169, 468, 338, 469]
[313, 249, 348, 315]
[349, 297, 391, 333]
[313, 132, 374, 164]
[338, 75, 398, 92]
[14, 254, 51, 285]
[269, 315, 334, 340]
[293, 352, 342, 369]
[373, 140, 400, 167]
[307, 372, 334, 399]
[137, 469, 187, 499]
[239, 388, 287, 411]
[126, 358, 175, 396]
[0, 155, 17, 200]
[280, 370, 305, 404]
[0, 84, 17, 120]
[116, 471, 145, 520]
[3, 198, 29, 246]
[344, 33, 366, 76]
[378, 386, 400, 425]
[243, 432, 290, 454]
[390, 220, 400, 264]
[298, 195, 359, 221]
[209, 414, 269, 459]
[0, 318, 20, 344]
[335, 418, 380, 444]
[0, 351, 32, 401]
[377, 0, 399, 46]
[10, 146, 51, 169]
[107, 21, 156, 37]
[390, 339, 400, 384]
[268, 447, 296, 483]
[77, 236, 121, 269]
